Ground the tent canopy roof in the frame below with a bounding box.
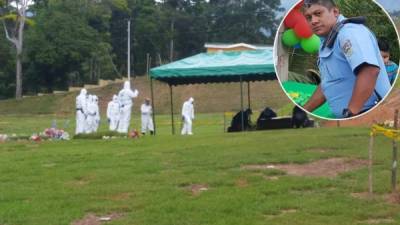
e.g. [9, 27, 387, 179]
[150, 50, 276, 85]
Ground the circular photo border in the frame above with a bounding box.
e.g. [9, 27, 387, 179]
[273, 0, 400, 121]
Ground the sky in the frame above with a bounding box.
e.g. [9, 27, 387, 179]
[281, 0, 400, 13]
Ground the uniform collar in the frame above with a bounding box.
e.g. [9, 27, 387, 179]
[337, 14, 346, 23]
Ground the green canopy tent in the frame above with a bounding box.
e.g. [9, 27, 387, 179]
[149, 49, 276, 134]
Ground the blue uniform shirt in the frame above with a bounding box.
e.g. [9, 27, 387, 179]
[318, 15, 391, 118]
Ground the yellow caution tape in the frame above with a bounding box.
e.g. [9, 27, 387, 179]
[370, 124, 400, 140]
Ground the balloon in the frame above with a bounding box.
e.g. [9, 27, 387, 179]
[300, 34, 321, 54]
[284, 10, 302, 28]
[282, 29, 301, 47]
[293, 18, 313, 38]
[282, 29, 300, 47]
[294, 43, 301, 49]
[294, 1, 304, 10]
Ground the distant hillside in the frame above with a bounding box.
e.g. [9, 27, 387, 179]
[0, 76, 291, 116]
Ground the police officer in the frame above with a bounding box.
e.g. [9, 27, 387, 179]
[302, 0, 391, 118]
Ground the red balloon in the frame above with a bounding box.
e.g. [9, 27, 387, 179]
[293, 18, 313, 38]
[284, 10, 302, 28]
[294, 1, 304, 10]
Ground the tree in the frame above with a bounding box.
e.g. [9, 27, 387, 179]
[24, 0, 117, 92]
[1, 0, 32, 99]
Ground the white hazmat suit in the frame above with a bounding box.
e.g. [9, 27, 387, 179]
[93, 95, 100, 132]
[75, 88, 88, 134]
[117, 81, 139, 133]
[181, 97, 194, 135]
[107, 95, 120, 131]
[140, 100, 154, 135]
[85, 95, 98, 133]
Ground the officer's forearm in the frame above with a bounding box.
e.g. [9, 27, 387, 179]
[348, 65, 379, 114]
[303, 85, 326, 112]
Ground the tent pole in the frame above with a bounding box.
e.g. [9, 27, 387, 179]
[169, 84, 175, 135]
[240, 76, 244, 132]
[148, 55, 156, 135]
[247, 81, 251, 109]
[150, 78, 156, 135]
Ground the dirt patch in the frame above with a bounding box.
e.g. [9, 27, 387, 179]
[352, 192, 400, 205]
[185, 184, 209, 196]
[351, 192, 372, 200]
[358, 218, 395, 224]
[264, 176, 279, 181]
[66, 174, 96, 188]
[264, 208, 298, 219]
[235, 178, 249, 188]
[71, 213, 122, 225]
[104, 192, 132, 201]
[243, 158, 368, 177]
[306, 147, 337, 153]
[281, 209, 297, 214]
[384, 192, 400, 204]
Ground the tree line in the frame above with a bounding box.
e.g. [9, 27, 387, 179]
[0, 0, 282, 99]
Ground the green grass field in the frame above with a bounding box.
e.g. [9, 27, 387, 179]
[1, 113, 400, 225]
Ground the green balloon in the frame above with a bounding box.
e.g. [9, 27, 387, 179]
[300, 34, 321, 54]
[282, 29, 300, 47]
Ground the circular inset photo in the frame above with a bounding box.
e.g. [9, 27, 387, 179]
[274, 0, 399, 120]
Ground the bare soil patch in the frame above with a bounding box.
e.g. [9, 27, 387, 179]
[104, 192, 132, 201]
[384, 192, 400, 204]
[243, 158, 368, 177]
[182, 184, 209, 196]
[358, 218, 395, 224]
[71, 213, 123, 225]
[351, 192, 373, 200]
[263, 176, 280, 181]
[306, 147, 338, 153]
[264, 208, 298, 219]
[235, 178, 249, 188]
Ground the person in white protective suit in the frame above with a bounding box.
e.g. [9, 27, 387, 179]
[117, 81, 139, 133]
[75, 88, 88, 134]
[107, 95, 120, 131]
[140, 98, 154, 135]
[93, 95, 100, 132]
[85, 95, 98, 133]
[181, 97, 195, 135]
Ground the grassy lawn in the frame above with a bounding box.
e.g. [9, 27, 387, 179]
[1, 114, 400, 225]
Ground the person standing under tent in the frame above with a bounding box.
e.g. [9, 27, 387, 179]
[181, 97, 195, 135]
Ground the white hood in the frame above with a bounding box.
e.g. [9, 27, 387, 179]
[80, 88, 87, 96]
[124, 81, 131, 89]
[112, 95, 118, 102]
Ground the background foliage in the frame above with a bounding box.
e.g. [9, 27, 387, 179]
[0, 0, 283, 98]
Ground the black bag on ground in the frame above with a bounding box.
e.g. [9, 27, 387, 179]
[256, 107, 277, 129]
[292, 106, 310, 128]
[227, 108, 252, 132]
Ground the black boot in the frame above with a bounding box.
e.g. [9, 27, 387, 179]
[150, 131, 154, 135]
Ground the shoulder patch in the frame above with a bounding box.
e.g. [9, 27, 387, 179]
[342, 39, 353, 57]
